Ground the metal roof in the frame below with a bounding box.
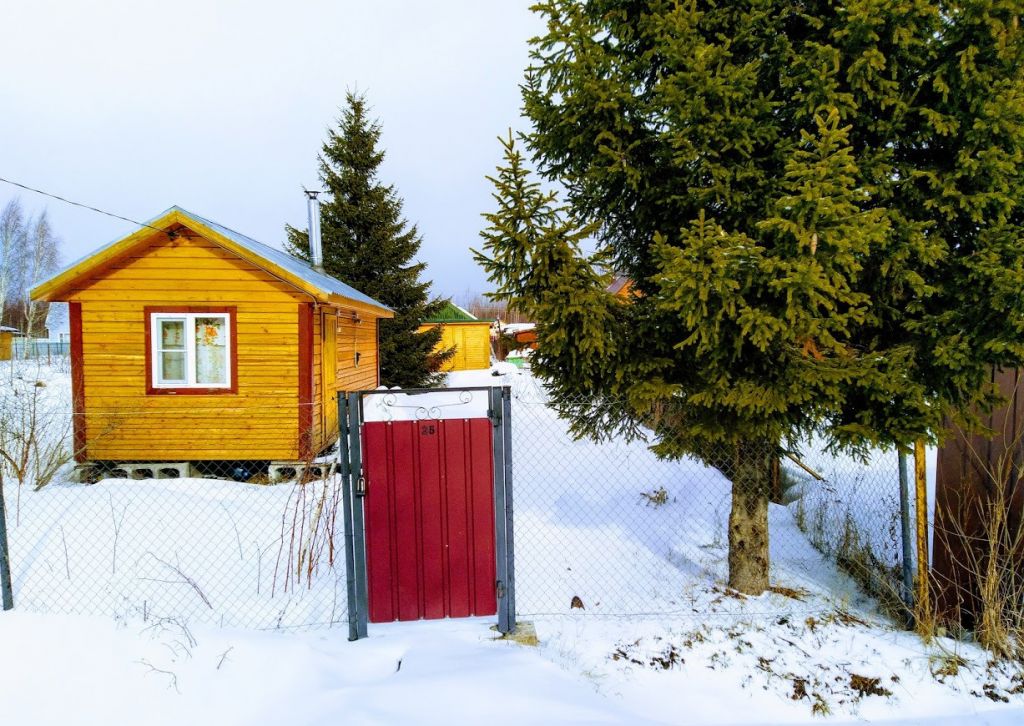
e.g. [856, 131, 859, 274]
[423, 302, 488, 323]
[170, 207, 391, 312]
[36, 206, 391, 313]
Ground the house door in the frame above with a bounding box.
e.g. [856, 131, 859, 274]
[321, 310, 339, 443]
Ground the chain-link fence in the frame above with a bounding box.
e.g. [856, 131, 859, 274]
[505, 374, 911, 622]
[0, 360, 349, 629]
[1, 359, 913, 630]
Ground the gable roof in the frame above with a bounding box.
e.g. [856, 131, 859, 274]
[423, 302, 489, 324]
[31, 206, 393, 317]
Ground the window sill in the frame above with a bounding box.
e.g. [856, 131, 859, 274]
[146, 386, 238, 396]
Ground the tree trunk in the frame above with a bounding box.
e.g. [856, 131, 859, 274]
[728, 440, 771, 595]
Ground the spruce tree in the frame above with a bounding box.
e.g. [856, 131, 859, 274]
[478, 2, 1024, 594]
[287, 92, 451, 387]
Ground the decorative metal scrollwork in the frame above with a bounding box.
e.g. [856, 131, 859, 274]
[371, 389, 476, 421]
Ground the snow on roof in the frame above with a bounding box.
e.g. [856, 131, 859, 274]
[0, 325, 18, 333]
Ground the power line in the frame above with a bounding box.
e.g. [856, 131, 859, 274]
[0, 173, 319, 303]
[0, 175, 170, 236]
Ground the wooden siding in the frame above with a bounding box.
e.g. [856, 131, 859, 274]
[336, 312, 379, 390]
[70, 231, 308, 461]
[420, 322, 492, 371]
[311, 310, 324, 452]
[305, 308, 378, 455]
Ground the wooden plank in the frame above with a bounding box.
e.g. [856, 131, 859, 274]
[76, 282, 301, 296]
[83, 321, 298, 335]
[298, 303, 314, 458]
[100, 267, 281, 281]
[70, 302, 86, 463]
[73, 289, 305, 302]
[82, 303, 298, 315]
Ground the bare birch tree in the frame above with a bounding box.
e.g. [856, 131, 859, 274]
[20, 211, 61, 341]
[0, 199, 27, 329]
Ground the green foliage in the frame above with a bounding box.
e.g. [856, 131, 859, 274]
[480, 0, 1024, 456]
[288, 92, 451, 387]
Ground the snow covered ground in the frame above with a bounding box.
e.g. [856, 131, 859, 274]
[1, 609, 1022, 725]
[0, 613, 641, 726]
[2, 360, 1022, 724]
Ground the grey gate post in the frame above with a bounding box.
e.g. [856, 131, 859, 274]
[338, 394, 359, 640]
[339, 393, 370, 640]
[348, 392, 369, 639]
[490, 386, 516, 634]
[501, 386, 516, 627]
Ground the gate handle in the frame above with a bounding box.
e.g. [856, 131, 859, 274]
[356, 475, 367, 496]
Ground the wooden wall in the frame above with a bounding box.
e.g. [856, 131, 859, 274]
[336, 312, 378, 390]
[70, 230, 308, 461]
[305, 311, 378, 454]
[421, 322, 491, 371]
[933, 367, 1024, 626]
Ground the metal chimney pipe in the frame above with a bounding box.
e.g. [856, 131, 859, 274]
[305, 190, 324, 273]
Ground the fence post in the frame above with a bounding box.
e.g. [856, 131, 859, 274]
[0, 478, 13, 610]
[338, 394, 359, 641]
[490, 387, 515, 634]
[913, 439, 932, 633]
[501, 386, 516, 627]
[348, 392, 369, 639]
[898, 449, 914, 615]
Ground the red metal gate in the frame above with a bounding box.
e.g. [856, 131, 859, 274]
[362, 417, 497, 622]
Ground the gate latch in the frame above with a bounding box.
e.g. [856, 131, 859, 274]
[356, 475, 367, 496]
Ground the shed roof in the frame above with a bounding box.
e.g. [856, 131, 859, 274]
[606, 274, 632, 296]
[31, 206, 393, 317]
[423, 302, 490, 324]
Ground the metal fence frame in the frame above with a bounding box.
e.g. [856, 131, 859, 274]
[10, 339, 70, 361]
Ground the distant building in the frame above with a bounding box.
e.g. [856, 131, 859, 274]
[0, 325, 18, 360]
[45, 301, 70, 342]
[419, 302, 492, 371]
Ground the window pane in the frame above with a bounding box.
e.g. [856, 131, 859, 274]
[195, 316, 227, 385]
[160, 351, 186, 383]
[160, 319, 185, 350]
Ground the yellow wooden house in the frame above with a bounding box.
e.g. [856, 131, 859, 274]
[419, 303, 492, 371]
[30, 206, 392, 465]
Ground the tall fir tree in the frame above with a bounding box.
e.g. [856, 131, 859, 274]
[287, 92, 451, 387]
[478, 1, 1024, 594]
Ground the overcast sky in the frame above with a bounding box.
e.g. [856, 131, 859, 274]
[0, 0, 541, 300]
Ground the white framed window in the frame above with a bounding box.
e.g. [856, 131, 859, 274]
[149, 311, 232, 390]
